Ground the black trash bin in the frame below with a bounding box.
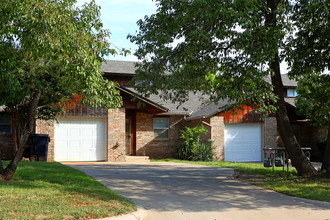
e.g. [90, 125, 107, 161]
[29, 134, 50, 161]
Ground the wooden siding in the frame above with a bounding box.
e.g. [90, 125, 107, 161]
[218, 105, 263, 123]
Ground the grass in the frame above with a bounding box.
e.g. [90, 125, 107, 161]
[152, 159, 330, 202]
[0, 161, 136, 220]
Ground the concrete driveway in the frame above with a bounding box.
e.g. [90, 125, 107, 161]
[65, 162, 330, 220]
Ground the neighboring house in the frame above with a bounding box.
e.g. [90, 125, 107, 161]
[0, 60, 325, 162]
[279, 75, 327, 161]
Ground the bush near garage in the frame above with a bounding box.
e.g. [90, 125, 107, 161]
[176, 125, 215, 161]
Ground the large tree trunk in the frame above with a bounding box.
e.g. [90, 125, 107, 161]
[321, 125, 330, 175]
[267, 0, 317, 176]
[270, 61, 317, 176]
[0, 89, 41, 181]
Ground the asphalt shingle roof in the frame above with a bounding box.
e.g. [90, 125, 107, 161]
[265, 74, 297, 87]
[123, 87, 234, 119]
[101, 60, 137, 74]
[101, 60, 297, 87]
[281, 74, 298, 87]
[284, 97, 296, 107]
[1, 60, 299, 117]
[123, 87, 211, 115]
[108, 58, 299, 118]
[187, 100, 232, 120]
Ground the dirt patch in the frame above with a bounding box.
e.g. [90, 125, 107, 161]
[232, 171, 267, 184]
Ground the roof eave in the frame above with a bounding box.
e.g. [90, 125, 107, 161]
[103, 72, 135, 76]
[118, 87, 169, 112]
[186, 111, 219, 121]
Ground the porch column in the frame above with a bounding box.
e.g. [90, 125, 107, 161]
[36, 119, 55, 161]
[107, 108, 126, 162]
[210, 116, 225, 161]
[264, 117, 277, 148]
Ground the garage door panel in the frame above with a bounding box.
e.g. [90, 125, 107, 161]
[95, 150, 106, 160]
[70, 128, 81, 137]
[225, 124, 262, 162]
[55, 118, 107, 161]
[82, 128, 94, 137]
[226, 149, 260, 155]
[69, 140, 81, 149]
[226, 144, 260, 151]
[81, 140, 94, 149]
[56, 140, 68, 149]
[57, 128, 69, 137]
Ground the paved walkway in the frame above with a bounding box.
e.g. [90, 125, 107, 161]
[65, 162, 330, 220]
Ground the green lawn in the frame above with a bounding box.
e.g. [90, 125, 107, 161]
[152, 159, 330, 202]
[0, 162, 136, 220]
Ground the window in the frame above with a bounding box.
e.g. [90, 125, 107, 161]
[287, 89, 298, 97]
[153, 117, 169, 140]
[0, 115, 11, 134]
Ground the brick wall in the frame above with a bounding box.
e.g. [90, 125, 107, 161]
[36, 120, 55, 161]
[135, 115, 225, 161]
[136, 113, 184, 159]
[182, 119, 211, 144]
[135, 114, 226, 160]
[210, 116, 225, 161]
[107, 108, 126, 162]
[0, 134, 14, 159]
[264, 117, 277, 149]
[182, 118, 226, 160]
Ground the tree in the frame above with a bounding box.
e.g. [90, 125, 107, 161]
[129, 0, 328, 175]
[286, 0, 329, 174]
[0, 0, 122, 181]
[295, 74, 330, 174]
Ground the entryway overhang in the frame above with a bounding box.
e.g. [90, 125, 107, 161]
[118, 86, 169, 114]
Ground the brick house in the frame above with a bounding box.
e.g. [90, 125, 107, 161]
[279, 74, 327, 161]
[0, 60, 325, 162]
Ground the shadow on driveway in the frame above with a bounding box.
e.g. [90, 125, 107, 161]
[65, 162, 330, 219]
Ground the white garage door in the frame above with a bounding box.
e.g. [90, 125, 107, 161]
[55, 118, 107, 161]
[224, 124, 262, 162]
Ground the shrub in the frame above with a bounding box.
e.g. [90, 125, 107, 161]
[176, 125, 214, 161]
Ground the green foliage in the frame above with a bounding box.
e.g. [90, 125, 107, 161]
[0, 0, 122, 121]
[0, 0, 125, 179]
[191, 143, 215, 161]
[128, 0, 328, 120]
[286, 0, 329, 126]
[295, 73, 330, 126]
[129, 0, 328, 176]
[286, 0, 329, 76]
[176, 125, 214, 161]
[128, 0, 293, 114]
[0, 162, 135, 219]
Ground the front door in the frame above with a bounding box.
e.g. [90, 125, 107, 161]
[125, 117, 131, 155]
[125, 112, 136, 155]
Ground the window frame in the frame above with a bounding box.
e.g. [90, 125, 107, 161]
[0, 114, 12, 134]
[287, 89, 298, 97]
[153, 117, 170, 140]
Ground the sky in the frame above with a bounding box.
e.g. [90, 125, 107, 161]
[76, 0, 157, 62]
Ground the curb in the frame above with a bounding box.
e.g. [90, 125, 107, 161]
[97, 208, 146, 220]
[235, 176, 330, 209]
[296, 197, 330, 209]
